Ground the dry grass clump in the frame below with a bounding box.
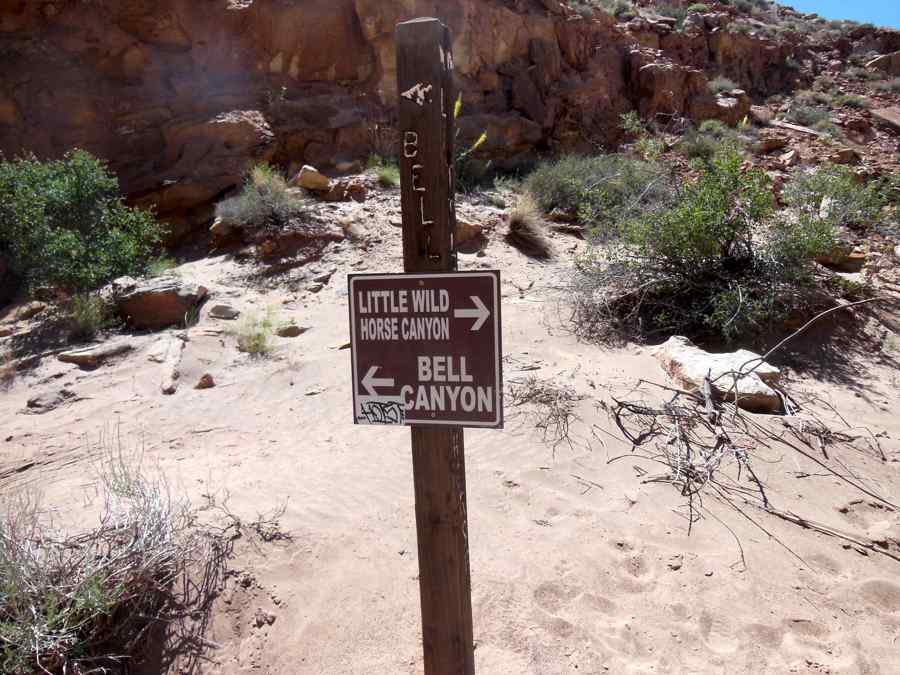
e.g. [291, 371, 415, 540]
[506, 195, 553, 259]
[0, 351, 14, 390]
[0, 434, 222, 674]
[508, 375, 585, 452]
[234, 307, 280, 356]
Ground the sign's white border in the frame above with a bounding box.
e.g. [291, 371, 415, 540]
[349, 271, 503, 428]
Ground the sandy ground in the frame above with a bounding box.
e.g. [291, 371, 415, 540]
[2, 194, 900, 674]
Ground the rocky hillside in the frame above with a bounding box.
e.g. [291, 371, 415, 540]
[5, 0, 895, 241]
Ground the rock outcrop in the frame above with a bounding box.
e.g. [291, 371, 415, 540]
[113, 276, 208, 329]
[0, 1, 805, 239]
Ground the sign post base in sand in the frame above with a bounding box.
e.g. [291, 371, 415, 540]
[397, 17, 475, 675]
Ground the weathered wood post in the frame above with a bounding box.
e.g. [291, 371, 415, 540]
[396, 17, 476, 675]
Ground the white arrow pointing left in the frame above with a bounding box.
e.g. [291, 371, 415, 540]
[454, 295, 490, 331]
[362, 365, 395, 397]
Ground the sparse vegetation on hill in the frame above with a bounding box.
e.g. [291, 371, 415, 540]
[524, 154, 673, 234]
[0, 151, 161, 294]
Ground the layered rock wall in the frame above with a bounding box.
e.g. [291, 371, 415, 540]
[0, 0, 801, 237]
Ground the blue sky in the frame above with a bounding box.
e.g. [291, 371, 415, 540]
[784, 0, 900, 29]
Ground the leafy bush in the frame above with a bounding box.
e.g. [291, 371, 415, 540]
[69, 293, 107, 341]
[619, 111, 645, 137]
[706, 76, 738, 94]
[575, 149, 835, 342]
[367, 155, 401, 188]
[215, 164, 306, 231]
[687, 3, 711, 13]
[677, 128, 725, 160]
[0, 151, 161, 293]
[523, 154, 673, 234]
[832, 94, 868, 109]
[784, 164, 888, 230]
[794, 89, 833, 107]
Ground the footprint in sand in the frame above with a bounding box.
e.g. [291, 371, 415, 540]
[698, 610, 740, 654]
[858, 579, 900, 612]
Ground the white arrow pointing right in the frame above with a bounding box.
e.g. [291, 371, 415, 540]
[454, 295, 490, 331]
[362, 365, 395, 397]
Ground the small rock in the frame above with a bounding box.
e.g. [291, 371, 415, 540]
[389, 219, 402, 228]
[209, 216, 237, 242]
[828, 147, 860, 165]
[290, 165, 331, 192]
[313, 269, 336, 284]
[455, 218, 488, 254]
[749, 105, 774, 125]
[209, 304, 241, 320]
[253, 609, 276, 628]
[277, 324, 307, 338]
[753, 133, 788, 155]
[779, 149, 801, 168]
[704, 571, 714, 577]
[159, 338, 185, 395]
[667, 554, 684, 571]
[25, 389, 78, 414]
[195, 373, 215, 389]
[307, 283, 324, 294]
[58, 340, 133, 369]
[652, 336, 783, 414]
[323, 177, 367, 202]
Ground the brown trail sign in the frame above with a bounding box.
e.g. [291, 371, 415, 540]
[348, 16, 502, 675]
[349, 271, 503, 428]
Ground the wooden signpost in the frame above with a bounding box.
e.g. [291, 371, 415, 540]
[397, 17, 475, 675]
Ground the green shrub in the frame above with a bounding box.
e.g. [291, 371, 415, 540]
[147, 256, 178, 277]
[368, 155, 400, 188]
[846, 66, 884, 81]
[619, 111, 645, 137]
[784, 164, 888, 230]
[707, 76, 738, 95]
[794, 89, 833, 107]
[576, 149, 834, 342]
[635, 137, 665, 161]
[832, 94, 869, 109]
[687, 3, 710, 13]
[734, 0, 752, 12]
[523, 154, 673, 233]
[215, 164, 306, 230]
[69, 293, 107, 341]
[655, 3, 688, 27]
[0, 151, 161, 293]
[787, 105, 830, 127]
[677, 128, 725, 160]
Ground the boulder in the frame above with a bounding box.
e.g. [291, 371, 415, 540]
[871, 107, 900, 134]
[828, 147, 860, 165]
[322, 177, 367, 202]
[14, 301, 47, 322]
[290, 165, 331, 192]
[750, 105, 775, 125]
[652, 336, 784, 414]
[209, 304, 241, 320]
[277, 324, 308, 338]
[58, 340, 134, 368]
[113, 276, 208, 329]
[779, 148, 801, 168]
[753, 132, 788, 155]
[866, 51, 900, 76]
[455, 218, 488, 254]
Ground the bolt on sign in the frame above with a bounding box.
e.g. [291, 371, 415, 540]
[349, 271, 503, 428]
